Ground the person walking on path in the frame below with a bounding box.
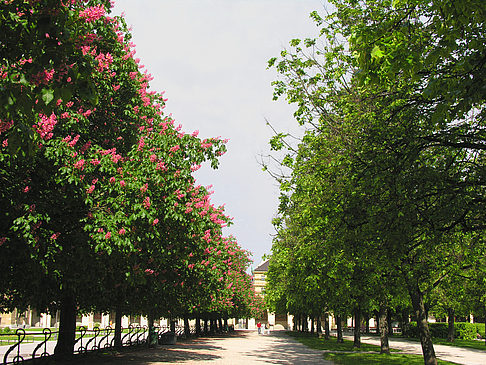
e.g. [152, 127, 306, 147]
[257, 321, 262, 334]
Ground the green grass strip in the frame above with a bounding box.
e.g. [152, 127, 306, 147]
[286, 331, 397, 352]
[323, 352, 458, 365]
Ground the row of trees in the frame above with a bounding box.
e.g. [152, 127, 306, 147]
[264, 1, 485, 364]
[0, 0, 263, 358]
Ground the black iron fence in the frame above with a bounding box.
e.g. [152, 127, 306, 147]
[0, 324, 165, 364]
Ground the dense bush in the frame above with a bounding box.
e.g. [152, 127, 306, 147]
[455, 322, 478, 340]
[405, 322, 480, 340]
[476, 323, 485, 339]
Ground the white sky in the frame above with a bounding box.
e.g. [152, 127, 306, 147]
[112, 0, 327, 267]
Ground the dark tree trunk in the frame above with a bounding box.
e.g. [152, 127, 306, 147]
[336, 314, 344, 343]
[293, 315, 298, 331]
[324, 313, 330, 340]
[400, 308, 409, 336]
[184, 316, 190, 337]
[114, 308, 123, 349]
[310, 316, 315, 334]
[210, 318, 215, 333]
[196, 316, 201, 336]
[204, 318, 209, 334]
[364, 313, 369, 334]
[316, 315, 322, 334]
[170, 319, 176, 333]
[387, 308, 393, 336]
[375, 310, 380, 335]
[409, 287, 437, 365]
[224, 317, 228, 331]
[54, 294, 77, 358]
[447, 307, 455, 342]
[147, 313, 157, 347]
[218, 318, 223, 333]
[353, 307, 361, 348]
[379, 305, 390, 354]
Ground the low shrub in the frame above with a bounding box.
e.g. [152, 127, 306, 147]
[405, 321, 479, 340]
[476, 323, 485, 339]
[455, 322, 477, 340]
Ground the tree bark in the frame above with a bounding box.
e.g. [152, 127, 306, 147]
[114, 307, 122, 349]
[54, 294, 77, 358]
[195, 316, 201, 336]
[218, 318, 223, 333]
[184, 316, 190, 338]
[324, 313, 330, 340]
[387, 308, 393, 336]
[379, 305, 390, 354]
[316, 315, 322, 334]
[148, 312, 157, 347]
[203, 317, 209, 334]
[375, 310, 380, 335]
[364, 312, 369, 334]
[409, 287, 437, 365]
[310, 316, 315, 334]
[353, 307, 361, 348]
[447, 307, 455, 342]
[336, 314, 344, 343]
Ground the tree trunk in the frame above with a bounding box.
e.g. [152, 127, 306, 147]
[379, 305, 390, 354]
[54, 294, 77, 358]
[353, 307, 361, 348]
[147, 312, 157, 347]
[324, 313, 330, 340]
[114, 308, 123, 349]
[387, 308, 393, 336]
[316, 315, 322, 334]
[409, 287, 437, 365]
[310, 316, 315, 334]
[184, 316, 190, 338]
[224, 317, 228, 331]
[447, 307, 455, 342]
[195, 316, 201, 336]
[364, 313, 369, 334]
[293, 315, 297, 331]
[218, 318, 223, 333]
[401, 308, 409, 336]
[204, 318, 209, 334]
[375, 310, 380, 335]
[170, 318, 176, 333]
[336, 314, 344, 343]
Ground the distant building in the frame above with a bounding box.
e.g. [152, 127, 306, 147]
[252, 259, 292, 330]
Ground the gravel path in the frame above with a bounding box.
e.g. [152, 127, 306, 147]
[69, 330, 333, 365]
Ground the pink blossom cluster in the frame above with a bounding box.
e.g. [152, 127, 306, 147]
[34, 113, 57, 140]
[31, 68, 55, 86]
[0, 119, 13, 134]
[95, 52, 113, 72]
[79, 5, 106, 22]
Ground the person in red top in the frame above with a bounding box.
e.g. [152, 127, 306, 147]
[257, 321, 262, 334]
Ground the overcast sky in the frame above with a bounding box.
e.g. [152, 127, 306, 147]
[112, 0, 327, 268]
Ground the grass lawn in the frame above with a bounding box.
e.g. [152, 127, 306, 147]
[432, 338, 486, 351]
[287, 332, 459, 365]
[323, 352, 458, 364]
[392, 335, 486, 352]
[286, 331, 397, 352]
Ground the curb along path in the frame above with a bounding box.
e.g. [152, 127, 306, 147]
[71, 330, 333, 364]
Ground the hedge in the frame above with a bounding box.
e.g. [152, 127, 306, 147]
[404, 322, 481, 340]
